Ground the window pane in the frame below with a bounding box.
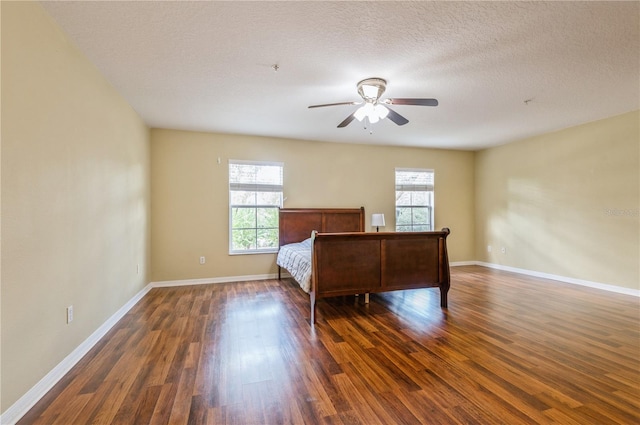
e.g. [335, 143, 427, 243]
[257, 228, 278, 249]
[232, 229, 257, 250]
[230, 163, 283, 185]
[230, 190, 256, 205]
[396, 191, 412, 206]
[396, 170, 433, 186]
[412, 207, 429, 224]
[396, 225, 412, 232]
[412, 225, 430, 232]
[256, 191, 281, 205]
[412, 191, 428, 205]
[257, 207, 278, 228]
[255, 165, 283, 185]
[396, 207, 412, 226]
[231, 207, 256, 229]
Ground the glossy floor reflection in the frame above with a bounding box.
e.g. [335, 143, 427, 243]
[19, 266, 640, 424]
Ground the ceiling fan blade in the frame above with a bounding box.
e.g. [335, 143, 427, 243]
[385, 98, 438, 107]
[385, 107, 409, 126]
[308, 101, 360, 109]
[337, 112, 357, 128]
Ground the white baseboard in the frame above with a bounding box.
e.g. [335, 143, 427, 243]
[150, 272, 279, 287]
[474, 261, 640, 297]
[450, 261, 477, 267]
[0, 283, 154, 425]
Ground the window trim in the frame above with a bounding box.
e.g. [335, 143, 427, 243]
[228, 160, 283, 255]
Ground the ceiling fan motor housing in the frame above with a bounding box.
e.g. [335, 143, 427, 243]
[357, 78, 387, 102]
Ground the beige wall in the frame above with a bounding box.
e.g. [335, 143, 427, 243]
[151, 129, 476, 282]
[1, 2, 150, 412]
[475, 111, 639, 289]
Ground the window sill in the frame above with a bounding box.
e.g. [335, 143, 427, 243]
[228, 249, 278, 256]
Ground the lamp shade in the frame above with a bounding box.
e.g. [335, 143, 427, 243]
[371, 213, 385, 227]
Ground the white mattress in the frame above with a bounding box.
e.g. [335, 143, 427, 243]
[277, 238, 312, 293]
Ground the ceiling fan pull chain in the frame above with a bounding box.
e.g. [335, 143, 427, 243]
[363, 117, 374, 135]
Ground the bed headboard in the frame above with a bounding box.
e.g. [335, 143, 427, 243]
[279, 207, 365, 247]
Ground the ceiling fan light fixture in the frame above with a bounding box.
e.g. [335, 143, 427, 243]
[375, 104, 389, 119]
[355, 102, 375, 121]
[355, 102, 389, 123]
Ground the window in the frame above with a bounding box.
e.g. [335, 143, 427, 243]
[229, 160, 283, 254]
[395, 168, 434, 232]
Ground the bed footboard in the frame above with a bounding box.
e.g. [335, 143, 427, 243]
[310, 229, 450, 324]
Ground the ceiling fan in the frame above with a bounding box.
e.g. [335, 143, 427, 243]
[308, 78, 438, 128]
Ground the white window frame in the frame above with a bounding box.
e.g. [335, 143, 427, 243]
[229, 160, 283, 254]
[395, 168, 434, 232]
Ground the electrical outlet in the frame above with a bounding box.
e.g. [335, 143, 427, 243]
[66, 306, 74, 324]
[199, 256, 206, 265]
[501, 247, 506, 254]
[487, 245, 492, 253]
[137, 264, 140, 274]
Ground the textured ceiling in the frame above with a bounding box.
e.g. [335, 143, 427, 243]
[40, 1, 639, 150]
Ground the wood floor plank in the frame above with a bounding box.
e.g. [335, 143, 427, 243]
[147, 383, 178, 425]
[330, 371, 385, 425]
[48, 393, 92, 425]
[16, 266, 640, 424]
[392, 389, 463, 425]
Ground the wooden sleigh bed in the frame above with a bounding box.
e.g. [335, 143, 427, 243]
[276, 207, 451, 323]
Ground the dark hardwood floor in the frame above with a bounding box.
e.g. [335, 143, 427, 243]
[18, 266, 639, 424]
